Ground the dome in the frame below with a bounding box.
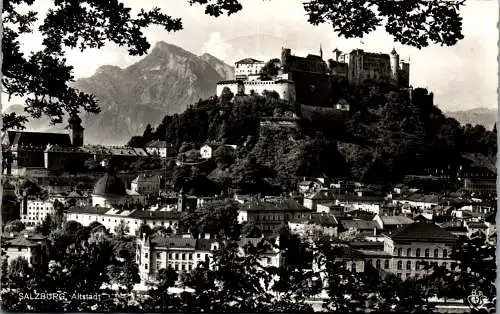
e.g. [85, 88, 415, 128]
[93, 173, 127, 196]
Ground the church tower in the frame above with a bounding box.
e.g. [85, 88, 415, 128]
[68, 113, 84, 147]
[390, 48, 400, 85]
[177, 187, 186, 212]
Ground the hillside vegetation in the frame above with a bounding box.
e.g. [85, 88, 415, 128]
[130, 82, 496, 193]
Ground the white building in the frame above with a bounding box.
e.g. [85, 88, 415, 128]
[66, 206, 182, 236]
[216, 79, 296, 103]
[392, 194, 439, 210]
[234, 58, 265, 80]
[136, 234, 219, 282]
[20, 198, 54, 227]
[145, 140, 169, 158]
[200, 144, 214, 159]
[136, 235, 283, 284]
[2, 232, 47, 266]
[131, 174, 161, 195]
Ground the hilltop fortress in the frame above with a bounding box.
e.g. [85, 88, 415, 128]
[216, 47, 410, 106]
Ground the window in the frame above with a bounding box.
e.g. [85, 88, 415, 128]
[18, 247, 22, 252]
[145, 253, 148, 258]
[384, 260, 390, 269]
[169, 253, 172, 259]
[406, 273, 411, 279]
[375, 260, 381, 269]
[197, 253, 201, 259]
[145, 264, 148, 270]
[443, 249, 447, 258]
[189, 254, 193, 260]
[425, 249, 430, 258]
[406, 248, 411, 257]
[397, 273, 402, 279]
[182, 253, 186, 260]
[406, 261, 411, 270]
[397, 248, 402, 256]
[434, 249, 439, 258]
[157, 253, 161, 259]
[181, 264, 186, 271]
[174, 264, 178, 270]
[442, 262, 447, 268]
[156, 262, 161, 269]
[175, 253, 179, 259]
[416, 248, 420, 257]
[397, 261, 402, 270]
[351, 263, 357, 272]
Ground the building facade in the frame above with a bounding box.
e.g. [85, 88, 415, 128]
[234, 58, 265, 80]
[2, 232, 47, 267]
[390, 222, 458, 280]
[20, 197, 55, 227]
[131, 174, 161, 195]
[216, 79, 296, 103]
[66, 206, 182, 236]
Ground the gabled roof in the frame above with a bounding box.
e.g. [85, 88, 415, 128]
[467, 222, 488, 229]
[380, 216, 414, 226]
[7, 131, 71, 147]
[235, 58, 264, 64]
[395, 194, 440, 204]
[151, 236, 197, 249]
[145, 140, 168, 149]
[243, 198, 311, 212]
[4, 235, 42, 247]
[340, 219, 378, 230]
[391, 222, 458, 244]
[128, 210, 182, 220]
[348, 210, 377, 221]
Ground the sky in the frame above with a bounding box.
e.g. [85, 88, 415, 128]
[4, 0, 499, 112]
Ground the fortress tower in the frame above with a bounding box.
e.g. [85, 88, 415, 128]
[390, 48, 400, 84]
[281, 48, 292, 72]
[68, 113, 84, 147]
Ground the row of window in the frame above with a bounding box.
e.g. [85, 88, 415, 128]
[396, 248, 447, 258]
[396, 260, 449, 271]
[72, 215, 178, 227]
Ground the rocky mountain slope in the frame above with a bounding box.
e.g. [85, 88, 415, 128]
[68, 42, 233, 145]
[445, 107, 497, 129]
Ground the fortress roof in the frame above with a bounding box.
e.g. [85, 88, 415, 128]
[235, 58, 264, 64]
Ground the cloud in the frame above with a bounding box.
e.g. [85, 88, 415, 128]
[200, 32, 233, 63]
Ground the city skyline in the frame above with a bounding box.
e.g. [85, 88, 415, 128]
[3, 0, 498, 112]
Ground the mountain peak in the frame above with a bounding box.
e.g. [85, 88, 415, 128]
[95, 65, 122, 76]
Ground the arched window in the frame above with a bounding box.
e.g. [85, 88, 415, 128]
[425, 249, 430, 258]
[397, 248, 402, 256]
[443, 249, 448, 258]
[406, 261, 411, 270]
[406, 248, 411, 256]
[416, 248, 420, 257]
[376, 260, 381, 269]
[397, 261, 402, 270]
[434, 249, 439, 258]
[351, 263, 357, 273]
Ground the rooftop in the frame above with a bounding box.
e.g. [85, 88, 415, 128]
[391, 222, 458, 244]
[235, 58, 264, 64]
[380, 216, 414, 226]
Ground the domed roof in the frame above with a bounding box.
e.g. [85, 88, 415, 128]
[93, 172, 127, 196]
